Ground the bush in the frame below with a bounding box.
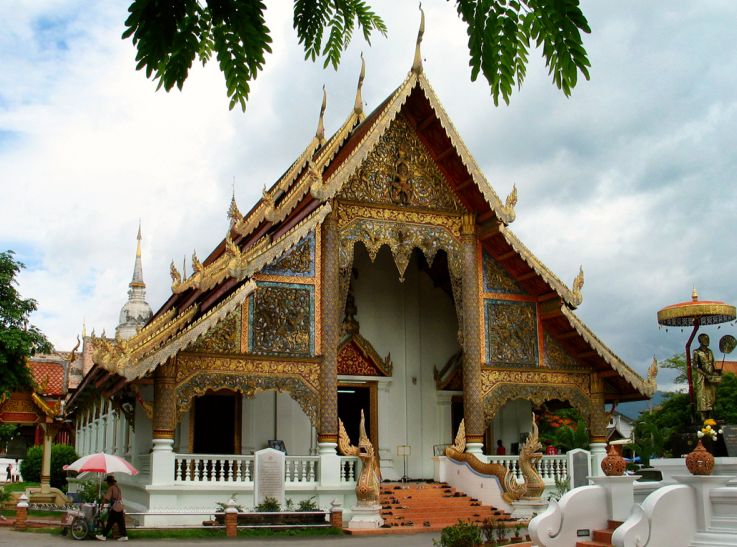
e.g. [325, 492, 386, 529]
[297, 496, 318, 511]
[433, 520, 482, 547]
[20, 444, 79, 491]
[255, 496, 280, 512]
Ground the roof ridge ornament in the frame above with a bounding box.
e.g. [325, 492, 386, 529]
[503, 184, 517, 221]
[316, 85, 327, 145]
[411, 3, 425, 74]
[572, 265, 584, 305]
[354, 52, 366, 119]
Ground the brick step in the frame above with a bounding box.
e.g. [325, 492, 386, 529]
[593, 529, 614, 542]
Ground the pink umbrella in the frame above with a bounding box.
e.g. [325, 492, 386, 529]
[65, 453, 139, 499]
[65, 453, 139, 475]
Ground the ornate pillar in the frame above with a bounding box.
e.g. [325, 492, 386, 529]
[318, 210, 341, 486]
[151, 358, 176, 484]
[319, 211, 340, 447]
[461, 214, 484, 454]
[589, 372, 608, 476]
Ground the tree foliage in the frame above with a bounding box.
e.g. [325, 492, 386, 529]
[0, 251, 53, 398]
[124, 0, 591, 111]
[20, 444, 79, 491]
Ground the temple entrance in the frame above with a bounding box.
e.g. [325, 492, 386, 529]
[192, 392, 240, 454]
[338, 383, 377, 449]
[350, 244, 460, 479]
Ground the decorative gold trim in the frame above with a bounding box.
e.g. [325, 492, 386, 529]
[497, 224, 582, 307]
[559, 306, 653, 397]
[337, 202, 462, 238]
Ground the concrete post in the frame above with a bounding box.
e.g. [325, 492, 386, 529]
[225, 497, 238, 538]
[15, 493, 29, 531]
[589, 475, 640, 522]
[330, 499, 344, 529]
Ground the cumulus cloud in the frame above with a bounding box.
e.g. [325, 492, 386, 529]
[2, 0, 736, 392]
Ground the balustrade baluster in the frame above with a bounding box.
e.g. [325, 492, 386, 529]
[308, 460, 315, 482]
[245, 460, 251, 481]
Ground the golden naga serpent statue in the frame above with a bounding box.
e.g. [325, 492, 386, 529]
[444, 414, 544, 502]
[338, 410, 382, 506]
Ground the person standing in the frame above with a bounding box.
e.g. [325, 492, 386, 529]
[96, 475, 128, 541]
[495, 439, 507, 455]
[5, 464, 10, 483]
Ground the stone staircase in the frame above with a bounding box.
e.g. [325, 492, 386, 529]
[575, 520, 622, 547]
[346, 481, 517, 535]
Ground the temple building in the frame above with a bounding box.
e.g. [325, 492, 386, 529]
[66, 24, 656, 517]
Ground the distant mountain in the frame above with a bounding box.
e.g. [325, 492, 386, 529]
[616, 391, 670, 420]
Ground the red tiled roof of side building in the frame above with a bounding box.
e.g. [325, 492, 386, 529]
[28, 359, 66, 396]
[721, 360, 737, 375]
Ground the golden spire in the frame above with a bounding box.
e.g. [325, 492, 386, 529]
[411, 3, 425, 74]
[82, 318, 87, 338]
[692, 286, 699, 301]
[316, 85, 327, 145]
[354, 53, 366, 118]
[136, 219, 142, 258]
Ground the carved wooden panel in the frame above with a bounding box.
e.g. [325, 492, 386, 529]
[485, 299, 538, 367]
[262, 231, 315, 277]
[249, 283, 314, 355]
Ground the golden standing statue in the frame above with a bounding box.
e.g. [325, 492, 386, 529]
[693, 333, 721, 419]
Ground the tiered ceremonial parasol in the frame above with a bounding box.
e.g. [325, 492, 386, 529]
[657, 288, 736, 406]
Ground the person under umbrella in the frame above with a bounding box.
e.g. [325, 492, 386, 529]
[95, 475, 128, 541]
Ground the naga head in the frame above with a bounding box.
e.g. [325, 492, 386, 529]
[521, 412, 544, 460]
[357, 409, 374, 463]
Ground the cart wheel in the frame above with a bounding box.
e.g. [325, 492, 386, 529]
[70, 517, 89, 540]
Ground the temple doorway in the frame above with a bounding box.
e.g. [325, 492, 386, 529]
[338, 383, 377, 449]
[350, 244, 460, 479]
[192, 391, 241, 454]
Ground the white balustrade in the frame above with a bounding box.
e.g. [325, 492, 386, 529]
[485, 454, 567, 484]
[285, 456, 319, 484]
[174, 454, 254, 483]
[338, 456, 358, 483]
[173, 454, 321, 484]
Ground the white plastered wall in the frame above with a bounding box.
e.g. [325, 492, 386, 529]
[488, 399, 533, 455]
[351, 245, 459, 479]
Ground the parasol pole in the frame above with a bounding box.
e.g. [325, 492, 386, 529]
[684, 318, 700, 408]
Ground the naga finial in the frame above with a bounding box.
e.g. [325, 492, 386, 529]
[316, 85, 327, 145]
[411, 3, 425, 74]
[354, 53, 366, 118]
[572, 265, 584, 303]
[192, 250, 203, 274]
[648, 355, 658, 386]
[505, 184, 518, 211]
[170, 260, 182, 285]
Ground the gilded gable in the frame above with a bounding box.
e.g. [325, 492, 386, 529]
[338, 113, 463, 212]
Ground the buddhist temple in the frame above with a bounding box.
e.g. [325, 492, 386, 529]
[66, 17, 656, 519]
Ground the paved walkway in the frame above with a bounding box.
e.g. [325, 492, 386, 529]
[0, 527, 439, 546]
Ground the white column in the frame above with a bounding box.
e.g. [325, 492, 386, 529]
[590, 443, 607, 477]
[674, 475, 734, 532]
[590, 475, 639, 522]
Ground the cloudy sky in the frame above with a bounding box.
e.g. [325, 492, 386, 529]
[2, 1, 736, 390]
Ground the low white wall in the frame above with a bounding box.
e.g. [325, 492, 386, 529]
[529, 485, 608, 547]
[435, 456, 511, 513]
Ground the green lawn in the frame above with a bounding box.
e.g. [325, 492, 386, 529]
[1, 509, 62, 518]
[2, 481, 39, 493]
